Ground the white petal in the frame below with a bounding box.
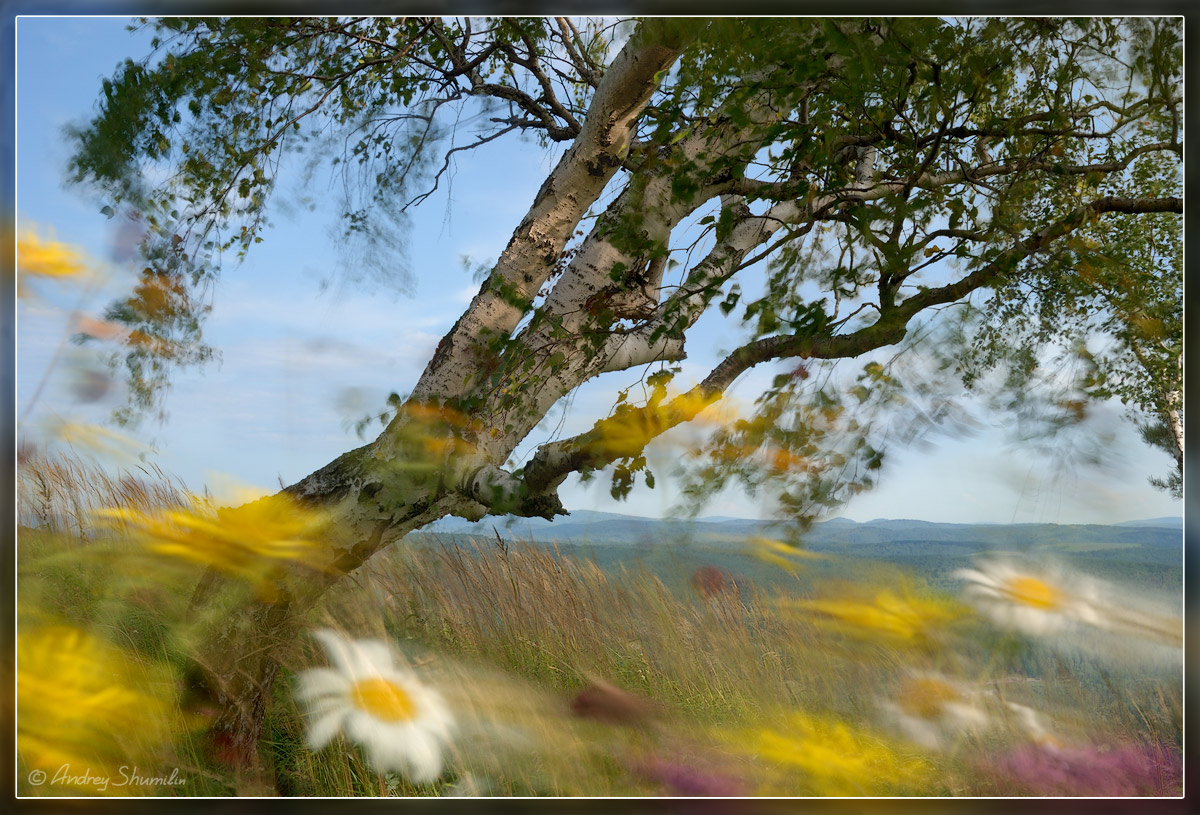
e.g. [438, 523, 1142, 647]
[306, 708, 348, 750]
[312, 629, 360, 674]
[352, 639, 400, 675]
[944, 701, 989, 729]
[361, 737, 408, 774]
[295, 667, 349, 701]
[344, 710, 393, 748]
[952, 568, 989, 585]
[402, 736, 444, 783]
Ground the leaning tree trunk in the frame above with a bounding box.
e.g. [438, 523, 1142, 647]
[187, 443, 469, 770]
[185, 24, 694, 774]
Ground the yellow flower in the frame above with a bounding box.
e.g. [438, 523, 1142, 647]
[784, 585, 962, 648]
[17, 227, 89, 279]
[97, 490, 329, 590]
[896, 676, 960, 719]
[380, 402, 478, 471]
[746, 537, 828, 574]
[49, 417, 153, 464]
[17, 625, 175, 795]
[729, 711, 936, 795]
[593, 389, 720, 458]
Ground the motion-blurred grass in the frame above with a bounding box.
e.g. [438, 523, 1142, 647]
[16, 453, 1182, 797]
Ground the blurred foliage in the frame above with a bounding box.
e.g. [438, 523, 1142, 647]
[61, 15, 1180, 522]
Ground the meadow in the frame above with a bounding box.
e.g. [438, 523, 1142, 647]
[16, 453, 1183, 798]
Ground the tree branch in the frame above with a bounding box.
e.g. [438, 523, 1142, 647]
[896, 196, 1182, 317]
[403, 22, 692, 406]
[518, 195, 1181, 498]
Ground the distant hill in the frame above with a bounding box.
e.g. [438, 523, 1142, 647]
[414, 511, 1182, 597]
[1114, 516, 1184, 528]
[422, 511, 1182, 549]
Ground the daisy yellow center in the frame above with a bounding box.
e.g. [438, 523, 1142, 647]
[349, 677, 416, 722]
[897, 678, 958, 718]
[1004, 576, 1061, 609]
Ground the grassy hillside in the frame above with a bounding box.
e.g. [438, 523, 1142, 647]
[16, 454, 1183, 798]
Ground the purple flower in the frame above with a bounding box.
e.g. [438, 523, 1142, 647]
[634, 756, 746, 797]
[992, 743, 1181, 796]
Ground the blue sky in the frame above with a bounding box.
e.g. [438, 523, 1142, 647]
[14, 16, 1182, 525]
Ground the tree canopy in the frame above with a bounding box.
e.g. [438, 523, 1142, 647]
[71, 17, 1182, 516]
[63, 13, 1183, 765]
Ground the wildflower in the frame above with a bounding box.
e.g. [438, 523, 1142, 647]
[691, 565, 737, 599]
[729, 711, 935, 796]
[17, 625, 175, 794]
[1004, 702, 1061, 748]
[784, 584, 961, 648]
[295, 629, 455, 782]
[64, 360, 114, 403]
[953, 559, 1181, 645]
[990, 742, 1182, 796]
[570, 678, 657, 726]
[48, 417, 152, 464]
[746, 537, 827, 575]
[378, 402, 478, 471]
[593, 389, 720, 459]
[633, 756, 746, 796]
[880, 673, 990, 750]
[96, 489, 328, 593]
[17, 227, 89, 279]
[73, 313, 129, 343]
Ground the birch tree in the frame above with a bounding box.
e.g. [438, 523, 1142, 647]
[67, 16, 1182, 764]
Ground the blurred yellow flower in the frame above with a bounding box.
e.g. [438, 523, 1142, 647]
[97, 490, 329, 590]
[17, 227, 89, 279]
[784, 585, 962, 648]
[594, 389, 720, 458]
[731, 711, 936, 795]
[746, 537, 828, 574]
[381, 402, 479, 471]
[17, 625, 176, 795]
[49, 417, 153, 464]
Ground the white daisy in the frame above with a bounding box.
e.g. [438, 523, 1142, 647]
[295, 629, 455, 782]
[954, 559, 1180, 646]
[953, 559, 1102, 636]
[879, 672, 990, 750]
[1004, 702, 1062, 749]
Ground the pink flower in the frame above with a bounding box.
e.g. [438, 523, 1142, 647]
[633, 756, 746, 797]
[990, 743, 1181, 796]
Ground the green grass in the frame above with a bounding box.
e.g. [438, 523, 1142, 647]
[15, 453, 1184, 797]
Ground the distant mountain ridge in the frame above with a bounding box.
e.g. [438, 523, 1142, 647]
[421, 511, 1183, 548]
[414, 509, 1182, 599]
[1113, 517, 1184, 528]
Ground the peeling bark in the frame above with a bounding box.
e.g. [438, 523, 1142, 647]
[405, 26, 692, 405]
